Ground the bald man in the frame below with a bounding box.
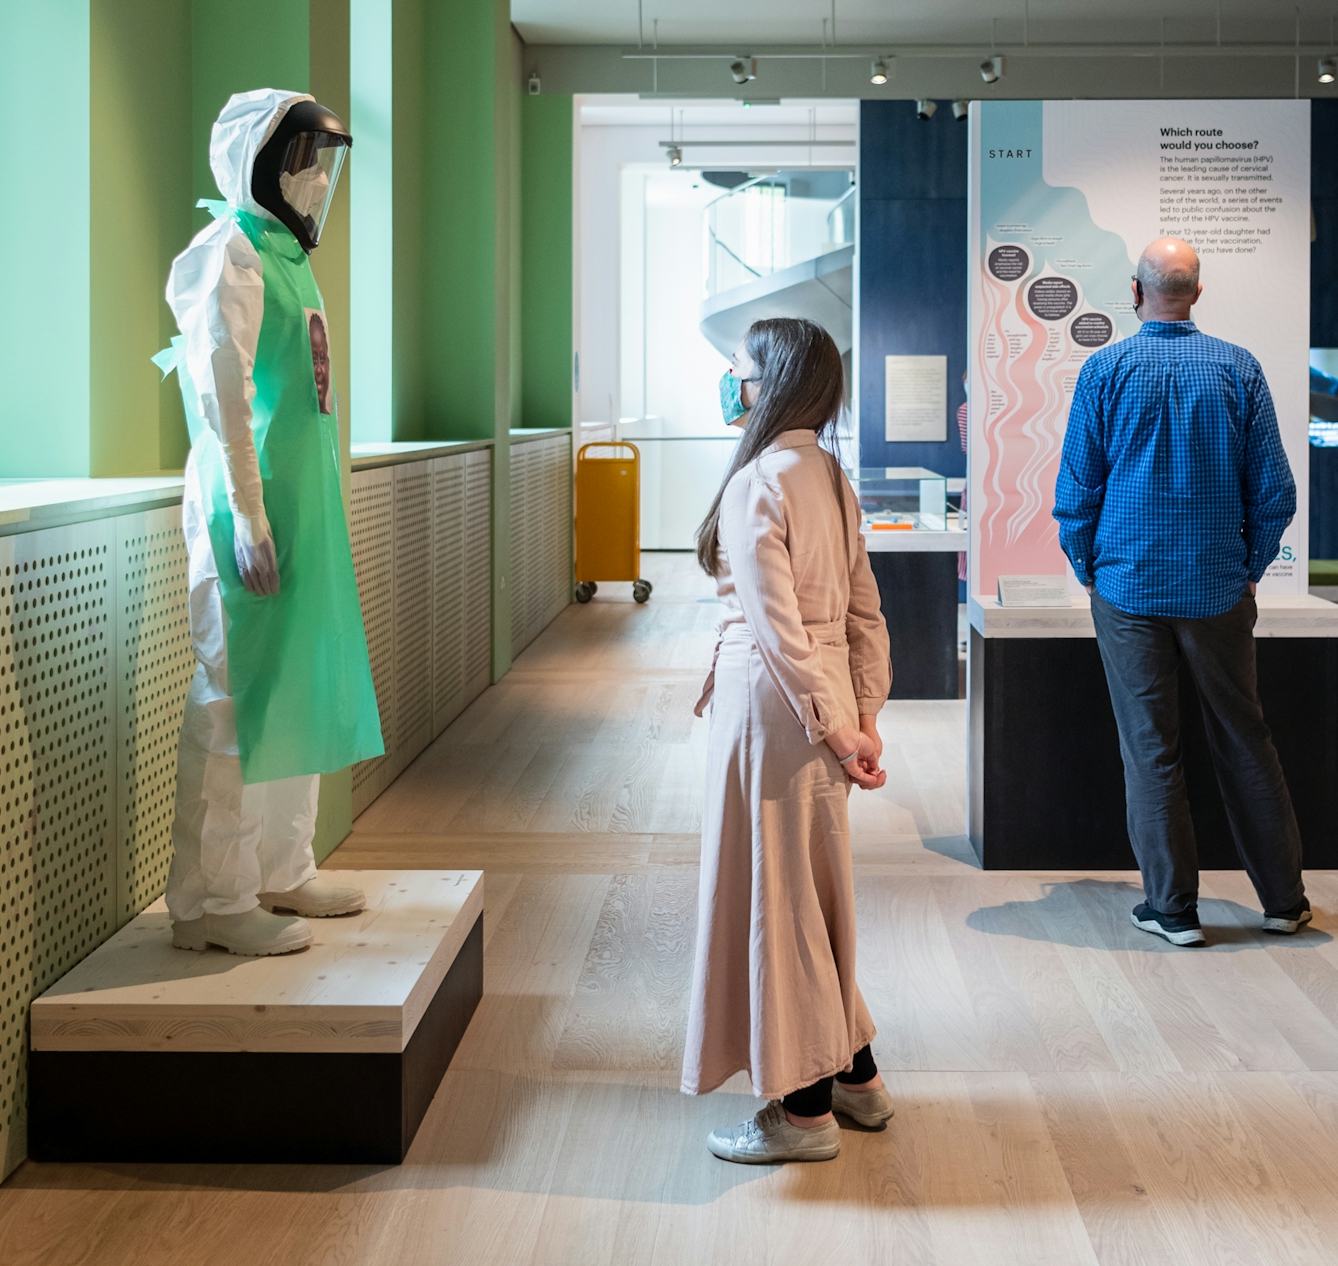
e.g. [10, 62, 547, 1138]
[1053, 237, 1308, 946]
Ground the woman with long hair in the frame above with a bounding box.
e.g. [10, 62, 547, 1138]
[683, 317, 894, 1163]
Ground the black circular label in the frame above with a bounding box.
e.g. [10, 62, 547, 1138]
[1070, 312, 1113, 348]
[987, 244, 1030, 282]
[1027, 276, 1078, 321]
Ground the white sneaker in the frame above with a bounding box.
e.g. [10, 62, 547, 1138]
[172, 907, 313, 956]
[832, 1081, 895, 1127]
[258, 876, 365, 917]
[706, 1102, 840, 1164]
[1262, 903, 1313, 935]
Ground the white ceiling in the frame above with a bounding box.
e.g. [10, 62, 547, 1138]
[514, 1, 1338, 48]
[578, 96, 858, 128]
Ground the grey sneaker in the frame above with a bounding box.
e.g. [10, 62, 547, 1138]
[706, 1101, 840, 1164]
[832, 1081, 895, 1127]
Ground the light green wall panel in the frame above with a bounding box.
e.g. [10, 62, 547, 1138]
[310, 0, 353, 482]
[308, 0, 355, 856]
[348, 0, 426, 444]
[423, 0, 504, 442]
[0, 2, 90, 478]
[421, 0, 517, 676]
[521, 95, 573, 430]
[391, 0, 427, 442]
[349, 0, 394, 443]
[190, 0, 310, 224]
[90, 0, 193, 477]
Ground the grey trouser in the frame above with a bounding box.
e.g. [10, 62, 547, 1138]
[1090, 588, 1305, 917]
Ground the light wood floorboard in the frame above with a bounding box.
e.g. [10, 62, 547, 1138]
[5, 552, 1338, 1263]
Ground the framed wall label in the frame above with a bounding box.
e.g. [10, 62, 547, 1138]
[885, 354, 947, 443]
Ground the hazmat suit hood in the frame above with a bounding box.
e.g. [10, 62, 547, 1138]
[210, 88, 314, 220]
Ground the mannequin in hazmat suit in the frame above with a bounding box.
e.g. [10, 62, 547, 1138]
[157, 89, 384, 957]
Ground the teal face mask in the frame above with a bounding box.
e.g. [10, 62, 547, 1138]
[719, 370, 750, 424]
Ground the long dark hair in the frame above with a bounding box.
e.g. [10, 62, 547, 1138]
[695, 318, 848, 577]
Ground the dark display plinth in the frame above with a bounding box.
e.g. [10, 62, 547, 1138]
[870, 551, 960, 699]
[969, 631, 1338, 870]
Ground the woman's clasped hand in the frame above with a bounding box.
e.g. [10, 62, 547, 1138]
[825, 725, 887, 790]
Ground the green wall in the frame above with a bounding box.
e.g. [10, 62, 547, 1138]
[521, 95, 573, 429]
[2, 0, 571, 839]
[422, 0, 502, 442]
[190, 0, 310, 222]
[348, 0, 394, 444]
[90, 0, 193, 476]
[0, 2, 90, 478]
[310, 0, 353, 480]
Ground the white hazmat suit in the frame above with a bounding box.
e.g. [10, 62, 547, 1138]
[164, 89, 366, 956]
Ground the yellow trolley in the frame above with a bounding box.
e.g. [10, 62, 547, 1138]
[574, 441, 653, 604]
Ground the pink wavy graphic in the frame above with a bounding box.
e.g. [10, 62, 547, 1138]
[976, 256, 1082, 595]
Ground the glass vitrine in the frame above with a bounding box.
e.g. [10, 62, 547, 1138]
[847, 466, 950, 532]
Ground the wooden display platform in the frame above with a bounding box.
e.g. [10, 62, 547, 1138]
[28, 870, 483, 1164]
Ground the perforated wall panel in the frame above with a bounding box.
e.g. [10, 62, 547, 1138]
[350, 468, 395, 816]
[465, 450, 492, 694]
[392, 464, 433, 778]
[432, 456, 467, 735]
[544, 437, 573, 629]
[0, 525, 116, 1172]
[349, 450, 494, 818]
[509, 435, 572, 658]
[509, 443, 531, 652]
[114, 510, 194, 923]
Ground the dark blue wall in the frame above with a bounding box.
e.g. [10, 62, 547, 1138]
[1314, 99, 1338, 347]
[1311, 100, 1337, 559]
[859, 100, 968, 475]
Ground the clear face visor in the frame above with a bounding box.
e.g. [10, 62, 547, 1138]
[277, 132, 348, 246]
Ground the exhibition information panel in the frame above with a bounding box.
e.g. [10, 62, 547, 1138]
[967, 100, 1310, 603]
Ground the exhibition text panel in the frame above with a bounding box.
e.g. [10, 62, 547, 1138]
[967, 100, 1309, 598]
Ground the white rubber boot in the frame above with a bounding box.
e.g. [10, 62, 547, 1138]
[172, 907, 313, 956]
[258, 875, 366, 917]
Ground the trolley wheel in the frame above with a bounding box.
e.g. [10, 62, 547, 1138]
[588, 582, 598, 594]
[575, 582, 596, 603]
[632, 579, 652, 604]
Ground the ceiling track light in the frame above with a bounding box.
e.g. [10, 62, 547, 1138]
[667, 144, 683, 167]
[730, 57, 757, 85]
[870, 58, 889, 85]
[952, 99, 970, 121]
[915, 99, 937, 121]
[1321, 56, 1337, 84]
[980, 54, 1005, 84]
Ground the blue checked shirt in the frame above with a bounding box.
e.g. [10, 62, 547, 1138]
[1053, 321, 1295, 619]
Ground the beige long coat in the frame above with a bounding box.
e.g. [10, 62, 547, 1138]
[682, 428, 892, 1100]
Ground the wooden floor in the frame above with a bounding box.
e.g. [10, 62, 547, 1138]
[6, 554, 1338, 1264]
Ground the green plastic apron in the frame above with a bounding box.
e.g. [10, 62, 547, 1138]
[158, 204, 384, 784]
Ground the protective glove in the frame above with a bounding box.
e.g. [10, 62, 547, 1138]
[234, 516, 280, 596]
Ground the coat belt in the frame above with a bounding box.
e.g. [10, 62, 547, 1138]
[694, 616, 847, 718]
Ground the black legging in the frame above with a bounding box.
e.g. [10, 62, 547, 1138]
[781, 1045, 877, 1118]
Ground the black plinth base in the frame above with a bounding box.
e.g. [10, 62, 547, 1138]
[869, 551, 960, 699]
[28, 914, 483, 1165]
[969, 632, 1338, 870]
